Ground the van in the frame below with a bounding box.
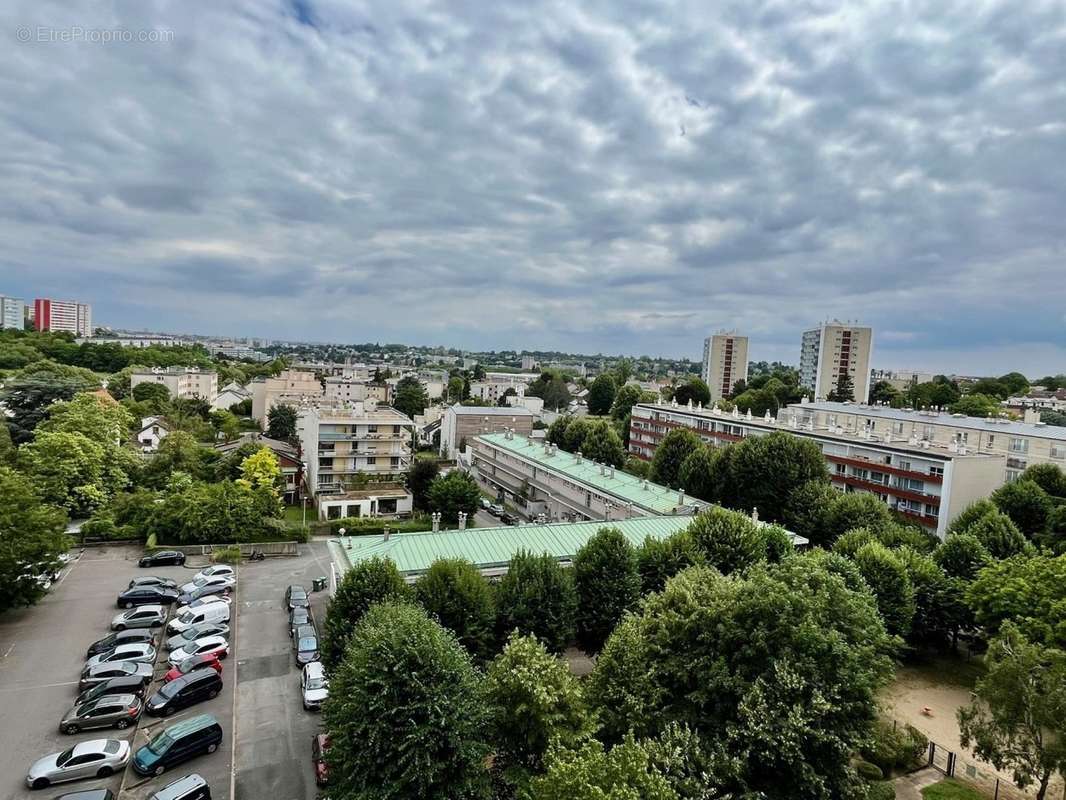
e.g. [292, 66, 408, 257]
[167, 602, 230, 635]
[148, 773, 211, 800]
[145, 668, 223, 716]
[132, 714, 223, 776]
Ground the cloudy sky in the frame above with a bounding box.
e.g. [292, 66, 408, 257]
[2, 0, 1064, 374]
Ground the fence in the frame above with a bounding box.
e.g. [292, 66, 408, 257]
[156, 541, 300, 557]
[926, 739, 1050, 800]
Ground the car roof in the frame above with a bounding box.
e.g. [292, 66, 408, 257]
[162, 713, 219, 738]
[189, 635, 226, 646]
[53, 790, 114, 800]
[304, 661, 325, 677]
[151, 773, 208, 799]
[72, 739, 115, 755]
[86, 693, 136, 706]
[127, 604, 164, 613]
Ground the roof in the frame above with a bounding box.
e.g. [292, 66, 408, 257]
[324, 486, 410, 501]
[797, 401, 1066, 442]
[476, 432, 703, 514]
[337, 515, 806, 577]
[214, 432, 299, 460]
[449, 404, 535, 417]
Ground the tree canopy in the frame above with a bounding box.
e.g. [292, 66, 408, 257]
[573, 527, 641, 653]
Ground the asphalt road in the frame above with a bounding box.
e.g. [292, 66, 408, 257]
[233, 540, 334, 800]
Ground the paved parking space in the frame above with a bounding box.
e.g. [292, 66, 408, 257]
[0, 545, 237, 800]
[233, 540, 334, 800]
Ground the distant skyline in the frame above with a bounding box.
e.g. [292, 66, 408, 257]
[2, 1, 1064, 376]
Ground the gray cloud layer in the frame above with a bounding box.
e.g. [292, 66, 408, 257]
[1, 0, 1064, 373]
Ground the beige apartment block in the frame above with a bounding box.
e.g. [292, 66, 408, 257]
[130, 366, 218, 402]
[629, 401, 1006, 539]
[799, 320, 873, 402]
[439, 404, 535, 458]
[701, 332, 748, 402]
[785, 400, 1066, 484]
[250, 369, 324, 426]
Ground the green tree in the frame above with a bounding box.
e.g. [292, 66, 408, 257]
[209, 409, 241, 442]
[561, 417, 591, 453]
[997, 372, 1031, 396]
[131, 381, 171, 407]
[672, 378, 711, 408]
[869, 380, 900, 405]
[677, 444, 720, 503]
[587, 373, 618, 416]
[447, 375, 466, 403]
[853, 541, 916, 638]
[321, 556, 408, 669]
[968, 378, 1010, 400]
[827, 373, 855, 402]
[586, 615, 662, 743]
[636, 531, 704, 595]
[949, 393, 1002, 417]
[685, 506, 766, 575]
[934, 534, 992, 581]
[322, 602, 490, 800]
[39, 392, 134, 444]
[992, 479, 1054, 538]
[527, 736, 678, 800]
[0, 467, 69, 612]
[610, 384, 643, 421]
[407, 457, 440, 511]
[720, 431, 829, 521]
[650, 428, 702, 489]
[428, 470, 481, 524]
[896, 546, 955, 648]
[414, 558, 495, 661]
[485, 632, 594, 784]
[578, 418, 625, 468]
[966, 554, 1066, 648]
[495, 550, 577, 652]
[0, 422, 14, 465]
[266, 403, 298, 442]
[1020, 464, 1066, 499]
[141, 430, 217, 487]
[782, 480, 838, 547]
[967, 510, 1029, 559]
[958, 623, 1066, 800]
[827, 492, 895, 540]
[1, 361, 99, 444]
[573, 527, 641, 653]
[393, 375, 429, 419]
[546, 415, 572, 448]
[18, 431, 111, 516]
[526, 371, 570, 411]
[947, 499, 999, 536]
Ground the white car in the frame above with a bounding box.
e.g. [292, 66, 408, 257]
[178, 573, 235, 595]
[167, 635, 229, 667]
[175, 594, 233, 617]
[85, 642, 157, 669]
[26, 738, 131, 790]
[301, 661, 329, 711]
[165, 623, 230, 651]
[195, 565, 235, 581]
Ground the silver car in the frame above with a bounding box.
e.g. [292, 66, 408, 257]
[178, 573, 235, 595]
[301, 661, 329, 710]
[84, 642, 157, 670]
[111, 604, 166, 631]
[79, 661, 153, 691]
[59, 693, 142, 734]
[168, 635, 229, 667]
[165, 622, 230, 652]
[26, 738, 131, 789]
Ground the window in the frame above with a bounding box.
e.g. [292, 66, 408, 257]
[1051, 444, 1066, 460]
[898, 460, 912, 471]
[1005, 469, 1021, 482]
[1009, 437, 1029, 454]
[366, 456, 377, 466]
[835, 463, 846, 475]
[892, 421, 905, 435]
[922, 425, 935, 441]
[929, 466, 944, 477]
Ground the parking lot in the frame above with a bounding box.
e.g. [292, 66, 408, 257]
[0, 541, 339, 800]
[0, 545, 236, 800]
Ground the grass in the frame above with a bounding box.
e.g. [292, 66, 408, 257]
[921, 778, 985, 800]
[283, 504, 309, 525]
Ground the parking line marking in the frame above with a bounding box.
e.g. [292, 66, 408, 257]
[0, 679, 78, 692]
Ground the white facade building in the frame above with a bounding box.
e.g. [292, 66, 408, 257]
[799, 320, 873, 402]
[136, 416, 170, 453]
[33, 298, 92, 336]
[131, 367, 218, 401]
[0, 295, 25, 329]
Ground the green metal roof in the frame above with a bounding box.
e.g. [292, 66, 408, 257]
[336, 516, 691, 577]
[475, 432, 701, 514]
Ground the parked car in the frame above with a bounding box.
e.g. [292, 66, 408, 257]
[84, 642, 157, 670]
[194, 565, 234, 581]
[176, 582, 233, 607]
[163, 653, 223, 683]
[288, 606, 312, 637]
[75, 675, 150, 706]
[301, 662, 328, 710]
[129, 576, 178, 591]
[59, 694, 142, 734]
[168, 636, 229, 667]
[168, 602, 230, 635]
[479, 497, 491, 510]
[26, 739, 130, 790]
[285, 585, 309, 610]
[86, 629, 155, 658]
[311, 734, 330, 787]
[111, 605, 166, 631]
[165, 623, 230, 652]
[117, 585, 179, 609]
[53, 789, 115, 800]
[500, 512, 517, 525]
[145, 668, 223, 717]
[488, 503, 504, 516]
[174, 595, 232, 618]
[294, 631, 319, 666]
[139, 551, 186, 568]
[132, 714, 223, 777]
[178, 573, 235, 596]
[78, 662, 153, 691]
[147, 773, 211, 800]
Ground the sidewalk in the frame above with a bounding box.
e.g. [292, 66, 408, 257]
[893, 767, 942, 800]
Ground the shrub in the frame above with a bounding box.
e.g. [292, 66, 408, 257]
[414, 558, 496, 661]
[855, 760, 884, 781]
[212, 546, 241, 564]
[867, 781, 896, 800]
[861, 721, 928, 775]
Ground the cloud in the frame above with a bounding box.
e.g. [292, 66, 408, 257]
[0, 0, 1062, 372]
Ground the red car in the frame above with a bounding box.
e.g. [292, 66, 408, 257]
[312, 733, 331, 787]
[163, 652, 223, 683]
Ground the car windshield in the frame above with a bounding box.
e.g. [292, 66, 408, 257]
[157, 681, 180, 698]
[290, 588, 306, 599]
[74, 700, 98, 715]
[104, 741, 120, 754]
[193, 575, 208, 587]
[298, 637, 317, 650]
[55, 746, 76, 766]
[147, 731, 173, 755]
[306, 676, 327, 690]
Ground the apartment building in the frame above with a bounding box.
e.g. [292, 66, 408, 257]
[785, 400, 1066, 484]
[628, 401, 1005, 538]
[470, 430, 709, 523]
[521, 354, 538, 371]
[80, 335, 187, 348]
[33, 298, 92, 336]
[870, 369, 935, 392]
[470, 380, 527, 404]
[298, 402, 416, 495]
[323, 377, 381, 404]
[0, 295, 24, 329]
[130, 366, 218, 401]
[701, 331, 748, 402]
[799, 320, 873, 402]
[250, 369, 324, 425]
[439, 404, 535, 457]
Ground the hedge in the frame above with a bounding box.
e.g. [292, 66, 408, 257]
[326, 515, 434, 536]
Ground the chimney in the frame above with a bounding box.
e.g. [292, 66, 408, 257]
[383, 527, 391, 542]
[458, 512, 467, 531]
[1023, 408, 1041, 424]
[677, 488, 684, 504]
[576, 450, 582, 463]
[609, 466, 615, 478]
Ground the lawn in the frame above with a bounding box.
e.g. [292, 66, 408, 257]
[921, 778, 984, 800]
[283, 504, 309, 525]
